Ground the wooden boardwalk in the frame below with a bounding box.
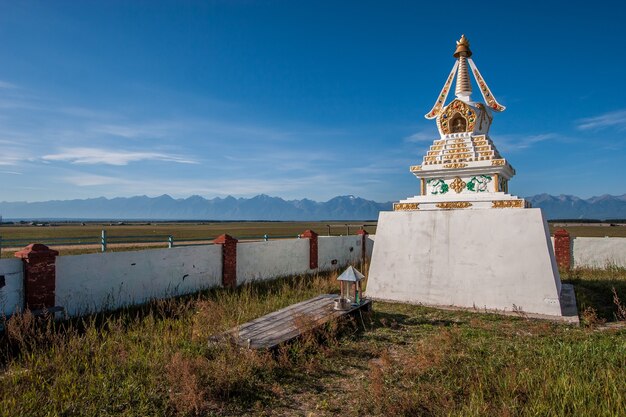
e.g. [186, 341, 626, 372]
[212, 294, 372, 349]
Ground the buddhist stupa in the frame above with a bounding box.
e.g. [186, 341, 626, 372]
[366, 36, 577, 321]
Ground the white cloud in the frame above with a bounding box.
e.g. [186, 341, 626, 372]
[90, 122, 181, 139]
[60, 172, 354, 199]
[404, 128, 438, 143]
[495, 133, 556, 152]
[0, 81, 17, 89]
[42, 147, 198, 166]
[0, 149, 29, 166]
[577, 109, 626, 130]
[62, 174, 125, 186]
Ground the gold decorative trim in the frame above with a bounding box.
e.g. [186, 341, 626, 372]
[469, 59, 506, 112]
[438, 99, 476, 135]
[491, 159, 505, 166]
[436, 202, 472, 209]
[394, 202, 419, 211]
[444, 153, 472, 159]
[410, 165, 422, 172]
[449, 143, 467, 149]
[492, 200, 524, 208]
[425, 60, 459, 119]
[443, 163, 468, 169]
[450, 177, 466, 193]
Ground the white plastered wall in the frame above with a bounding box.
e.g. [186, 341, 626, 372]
[573, 237, 626, 268]
[236, 239, 310, 284]
[318, 235, 362, 271]
[0, 258, 24, 316]
[56, 245, 222, 316]
[365, 235, 375, 259]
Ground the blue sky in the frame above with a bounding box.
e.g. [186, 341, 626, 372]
[1, 1, 625, 203]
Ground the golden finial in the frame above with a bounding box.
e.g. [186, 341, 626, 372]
[453, 34, 472, 58]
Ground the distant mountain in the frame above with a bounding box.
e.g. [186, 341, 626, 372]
[0, 194, 392, 221]
[1, 193, 625, 221]
[526, 194, 626, 220]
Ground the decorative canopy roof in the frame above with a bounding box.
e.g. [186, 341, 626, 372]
[425, 35, 506, 119]
[337, 266, 365, 282]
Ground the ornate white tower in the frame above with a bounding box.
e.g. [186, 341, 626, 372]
[366, 36, 577, 321]
[395, 35, 524, 212]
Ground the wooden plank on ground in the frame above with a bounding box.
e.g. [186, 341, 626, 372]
[210, 294, 372, 349]
[236, 297, 334, 340]
[234, 295, 332, 333]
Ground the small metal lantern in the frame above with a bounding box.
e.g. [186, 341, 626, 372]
[334, 266, 365, 310]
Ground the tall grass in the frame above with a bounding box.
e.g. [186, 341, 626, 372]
[0, 272, 342, 416]
[1, 267, 625, 416]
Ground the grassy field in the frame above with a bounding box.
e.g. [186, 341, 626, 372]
[1, 221, 625, 257]
[548, 224, 626, 238]
[0, 221, 377, 256]
[0, 221, 377, 240]
[1, 267, 625, 416]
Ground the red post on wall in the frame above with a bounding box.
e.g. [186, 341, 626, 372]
[357, 229, 369, 266]
[14, 244, 59, 310]
[301, 230, 318, 270]
[553, 229, 572, 271]
[213, 234, 238, 288]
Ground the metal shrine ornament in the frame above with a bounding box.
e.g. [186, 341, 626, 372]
[334, 266, 365, 310]
[425, 35, 505, 120]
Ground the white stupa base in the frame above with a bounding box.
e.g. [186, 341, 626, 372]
[367, 208, 577, 321]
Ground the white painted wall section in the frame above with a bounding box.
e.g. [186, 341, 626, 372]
[56, 245, 222, 316]
[573, 237, 626, 268]
[0, 258, 24, 316]
[367, 209, 564, 316]
[318, 236, 362, 271]
[236, 239, 310, 284]
[365, 235, 375, 259]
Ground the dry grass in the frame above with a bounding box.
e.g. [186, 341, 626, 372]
[1, 267, 625, 416]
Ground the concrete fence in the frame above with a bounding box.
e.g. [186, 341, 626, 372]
[1, 228, 623, 319]
[0, 230, 373, 318]
[0, 258, 23, 317]
[553, 229, 626, 270]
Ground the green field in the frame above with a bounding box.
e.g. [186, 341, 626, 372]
[2, 221, 624, 240]
[0, 221, 377, 240]
[548, 224, 626, 238]
[1, 267, 625, 416]
[0, 221, 378, 256]
[1, 221, 624, 257]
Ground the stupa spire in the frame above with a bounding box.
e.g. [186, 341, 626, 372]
[425, 35, 505, 119]
[453, 35, 473, 100]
